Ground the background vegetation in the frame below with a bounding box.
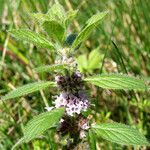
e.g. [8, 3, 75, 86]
[0, 0, 150, 149]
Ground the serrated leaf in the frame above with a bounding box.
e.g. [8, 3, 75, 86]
[47, 3, 66, 23]
[1, 81, 56, 101]
[12, 108, 65, 149]
[84, 74, 147, 90]
[42, 21, 65, 42]
[92, 123, 149, 146]
[9, 29, 54, 49]
[31, 13, 50, 24]
[34, 64, 68, 73]
[65, 10, 78, 27]
[88, 129, 96, 150]
[72, 11, 108, 49]
[23, 108, 65, 142]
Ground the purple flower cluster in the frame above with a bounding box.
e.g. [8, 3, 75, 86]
[54, 71, 90, 116]
[53, 92, 89, 116]
[45, 72, 89, 116]
[58, 115, 90, 140]
[55, 71, 83, 93]
[78, 119, 89, 139]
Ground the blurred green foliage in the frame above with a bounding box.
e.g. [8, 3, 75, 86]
[0, 0, 150, 149]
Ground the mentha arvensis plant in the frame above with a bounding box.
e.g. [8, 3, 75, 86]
[1, 2, 149, 150]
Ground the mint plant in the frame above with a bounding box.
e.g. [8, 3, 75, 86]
[1, 2, 149, 150]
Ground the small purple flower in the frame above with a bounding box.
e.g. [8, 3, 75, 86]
[55, 76, 65, 85]
[53, 93, 68, 108]
[72, 71, 82, 82]
[80, 130, 86, 139]
[80, 122, 89, 130]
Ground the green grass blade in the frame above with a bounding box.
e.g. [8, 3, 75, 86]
[88, 129, 96, 150]
[11, 138, 24, 150]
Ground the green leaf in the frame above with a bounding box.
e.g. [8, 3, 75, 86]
[65, 10, 78, 27]
[76, 54, 88, 72]
[92, 123, 149, 146]
[84, 74, 147, 90]
[88, 129, 96, 150]
[1, 81, 56, 101]
[31, 13, 50, 24]
[23, 108, 65, 142]
[88, 48, 104, 70]
[12, 108, 65, 149]
[34, 64, 68, 73]
[47, 3, 66, 23]
[72, 11, 108, 49]
[42, 21, 65, 42]
[9, 29, 54, 49]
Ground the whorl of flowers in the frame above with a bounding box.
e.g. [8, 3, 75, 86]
[54, 71, 90, 116]
[45, 71, 90, 142]
[58, 115, 90, 147]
